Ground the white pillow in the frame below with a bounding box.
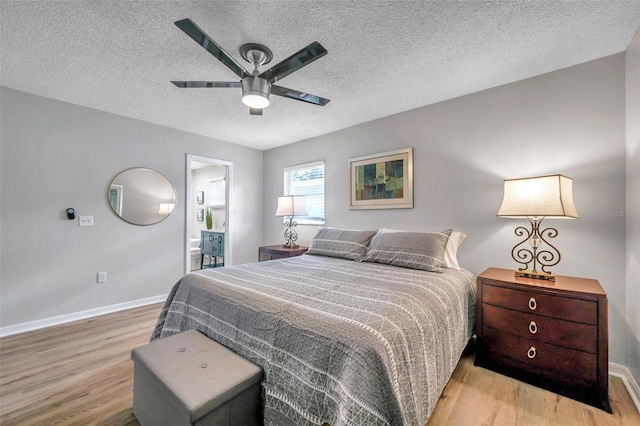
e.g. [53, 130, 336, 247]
[444, 231, 466, 270]
[378, 228, 466, 270]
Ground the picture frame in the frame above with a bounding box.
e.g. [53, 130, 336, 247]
[196, 208, 204, 221]
[196, 191, 204, 204]
[349, 147, 413, 209]
[109, 184, 123, 215]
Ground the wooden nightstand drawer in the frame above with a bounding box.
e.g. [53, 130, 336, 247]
[259, 251, 287, 261]
[482, 304, 597, 353]
[482, 283, 597, 325]
[482, 327, 597, 382]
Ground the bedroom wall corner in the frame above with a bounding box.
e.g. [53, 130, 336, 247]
[625, 25, 640, 386]
[263, 53, 629, 367]
[0, 87, 263, 329]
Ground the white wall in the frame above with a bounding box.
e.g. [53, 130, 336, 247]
[264, 54, 630, 366]
[626, 27, 640, 384]
[0, 87, 263, 327]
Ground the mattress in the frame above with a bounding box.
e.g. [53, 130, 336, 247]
[151, 254, 475, 426]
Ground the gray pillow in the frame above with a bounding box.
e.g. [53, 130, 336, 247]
[307, 227, 377, 261]
[363, 229, 452, 272]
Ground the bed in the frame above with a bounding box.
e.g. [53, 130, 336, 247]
[151, 228, 475, 426]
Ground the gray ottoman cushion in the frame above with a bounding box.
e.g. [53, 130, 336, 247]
[131, 329, 262, 425]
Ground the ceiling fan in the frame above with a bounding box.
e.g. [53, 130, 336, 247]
[171, 18, 330, 116]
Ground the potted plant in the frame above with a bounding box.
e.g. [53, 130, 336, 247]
[205, 208, 213, 230]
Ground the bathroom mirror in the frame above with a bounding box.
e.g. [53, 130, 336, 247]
[108, 167, 176, 226]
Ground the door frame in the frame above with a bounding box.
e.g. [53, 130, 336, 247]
[185, 154, 233, 274]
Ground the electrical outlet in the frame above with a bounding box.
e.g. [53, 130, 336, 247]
[79, 216, 94, 227]
[97, 272, 107, 283]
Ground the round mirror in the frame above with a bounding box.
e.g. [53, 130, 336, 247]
[108, 168, 176, 226]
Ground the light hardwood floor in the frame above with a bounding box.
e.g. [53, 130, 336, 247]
[427, 345, 640, 426]
[1, 303, 639, 425]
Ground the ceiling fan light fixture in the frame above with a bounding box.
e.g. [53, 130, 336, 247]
[242, 94, 270, 109]
[242, 76, 270, 109]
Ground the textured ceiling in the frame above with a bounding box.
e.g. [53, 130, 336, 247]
[1, 1, 639, 150]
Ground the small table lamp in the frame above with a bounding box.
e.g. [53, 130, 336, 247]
[497, 174, 579, 281]
[275, 195, 308, 249]
[158, 203, 175, 215]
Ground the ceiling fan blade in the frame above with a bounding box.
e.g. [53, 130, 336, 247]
[172, 81, 242, 88]
[259, 42, 327, 83]
[271, 85, 330, 106]
[175, 19, 250, 79]
[249, 108, 263, 116]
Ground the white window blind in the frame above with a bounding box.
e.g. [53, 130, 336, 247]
[284, 161, 325, 225]
[208, 177, 226, 208]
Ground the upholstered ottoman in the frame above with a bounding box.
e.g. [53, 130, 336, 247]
[131, 330, 263, 426]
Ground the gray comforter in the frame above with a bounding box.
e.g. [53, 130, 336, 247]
[151, 254, 475, 426]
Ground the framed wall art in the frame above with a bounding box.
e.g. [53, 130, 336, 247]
[109, 184, 123, 216]
[197, 191, 204, 204]
[349, 147, 413, 209]
[196, 208, 204, 221]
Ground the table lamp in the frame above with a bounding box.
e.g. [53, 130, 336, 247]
[497, 174, 578, 281]
[275, 195, 308, 248]
[158, 203, 175, 216]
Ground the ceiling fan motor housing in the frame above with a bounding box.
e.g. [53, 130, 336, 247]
[241, 76, 271, 109]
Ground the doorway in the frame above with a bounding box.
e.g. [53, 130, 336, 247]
[185, 154, 232, 274]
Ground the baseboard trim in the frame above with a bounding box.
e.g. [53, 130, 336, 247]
[0, 294, 167, 338]
[610, 362, 640, 413]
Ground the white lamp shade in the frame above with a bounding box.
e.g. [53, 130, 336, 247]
[497, 174, 579, 219]
[158, 203, 175, 215]
[275, 195, 308, 217]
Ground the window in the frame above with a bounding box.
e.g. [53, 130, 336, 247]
[208, 177, 226, 208]
[283, 161, 325, 225]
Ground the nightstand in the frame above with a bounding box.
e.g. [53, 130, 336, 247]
[474, 267, 610, 413]
[259, 245, 308, 261]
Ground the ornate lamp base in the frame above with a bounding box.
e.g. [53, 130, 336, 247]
[282, 217, 300, 249]
[510, 217, 560, 282]
[515, 269, 556, 282]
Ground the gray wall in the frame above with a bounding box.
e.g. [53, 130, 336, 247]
[626, 27, 640, 384]
[264, 54, 630, 366]
[0, 87, 263, 327]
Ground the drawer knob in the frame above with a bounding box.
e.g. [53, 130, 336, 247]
[528, 321, 538, 334]
[527, 346, 537, 359]
[528, 297, 537, 311]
